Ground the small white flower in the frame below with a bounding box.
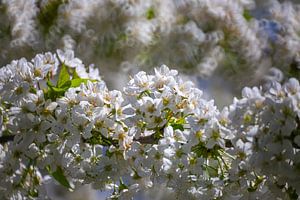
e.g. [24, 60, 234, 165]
[57, 49, 84, 69]
[31, 54, 53, 80]
[284, 78, 300, 95]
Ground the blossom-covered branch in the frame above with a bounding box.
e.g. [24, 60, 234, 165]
[0, 0, 300, 90]
[0, 51, 299, 199]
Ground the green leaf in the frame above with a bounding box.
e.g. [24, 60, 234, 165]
[206, 165, 218, 177]
[44, 63, 98, 100]
[137, 90, 151, 99]
[146, 7, 155, 20]
[169, 117, 185, 131]
[287, 186, 298, 200]
[57, 64, 70, 88]
[29, 87, 37, 94]
[71, 78, 98, 87]
[177, 117, 185, 124]
[288, 60, 300, 80]
[28, 189, 39, 198]
[47, 166, 74, 191]
[84, 130, 118, 147]
[51, 86, 69, 93]
[243, 10, 252, 21]
[171, 123, 184, 131]
[47, 80, 55, 87]
[45, 80, 70, 100]
[70, 78, 88, 88]
[58, 80, 72, 91]
[38, 0, 64, 35]
[106, 150, 114, 158]
[118, 178, 128, 192]
[72, 70, 80, 79]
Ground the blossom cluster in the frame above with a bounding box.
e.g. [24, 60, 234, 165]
[225, 78, 300, 199]
[0, 51, 300, 199]
[0, 0, 299, 89]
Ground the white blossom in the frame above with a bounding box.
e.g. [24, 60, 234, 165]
[0, 51, 300, 199]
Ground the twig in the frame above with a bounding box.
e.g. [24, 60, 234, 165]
[0, 135, 15, 144]
[133, 134, 158, 144]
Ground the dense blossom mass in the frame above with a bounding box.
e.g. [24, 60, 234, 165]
[0, 51, 299, 199]
[0, 0, 300, 89]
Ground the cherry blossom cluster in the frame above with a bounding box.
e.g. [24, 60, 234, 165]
[0, 0, 300, 89]
[0, 51, 300, 199]
[224, 78, 300, 199]
[0, 50, 102, 199]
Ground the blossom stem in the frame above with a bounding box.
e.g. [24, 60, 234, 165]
[133, 134, 158, 144]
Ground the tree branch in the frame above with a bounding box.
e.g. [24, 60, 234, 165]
[0, 134, 233, 147]
[133, 134, 158, 144]
[0, 135, 15, 144]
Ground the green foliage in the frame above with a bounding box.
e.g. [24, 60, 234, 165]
[118, 178, 128, 192]
[0, 3, 11, 40]
[243, 10, 253, 21]
[28, 189, 39, 198]
[219, 33, 247, 75]
[247, 176, 264, 192]
[70, 78, 91, 87]
[287, 186, 299, 200]
[45, 78, 69, 101]
[37, 0, 65, 35]
[203, 164, 218, 177]
[288, 60, 300, 80]
[192, 142, 222, 159]
[169, 117, 185, 131]
[46, 166, 74, 191]
[146, 7, 155, 20]
[84, 130, 118, 146]
[72, 69, 80, 79]
[137, 90, 151, 99]
[57, 63, 70, 88]
[45, 63, 97, 101]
